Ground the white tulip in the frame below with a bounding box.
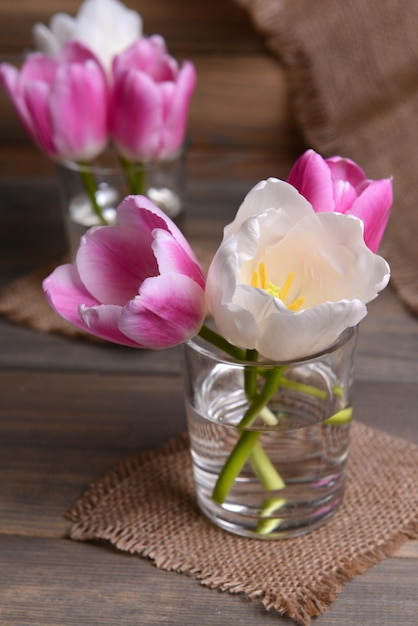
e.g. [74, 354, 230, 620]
[206, 178, 390, 362]
[32, 0, 142, 75]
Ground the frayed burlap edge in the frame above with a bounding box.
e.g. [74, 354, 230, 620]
[0, 261, 93, 339]
[67, 424, 418, 626]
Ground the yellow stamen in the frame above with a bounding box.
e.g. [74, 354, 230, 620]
[288, 297, 305, 312]
[251, 270, 260, 288]
[279, 271, 294, 302]
[259, 262, 268, 289]
[251, 264, 305, 312]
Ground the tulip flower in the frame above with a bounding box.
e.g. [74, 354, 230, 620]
[0, 42, 108, 162]
[43, 195, 206, 349]
[109, 36, 196, 163]
[206, 178, 390, 362]
[32, 0, 142, 76]
[287, 149, 393, 252]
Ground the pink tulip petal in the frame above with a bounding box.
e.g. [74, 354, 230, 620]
[161, 61, 196, 156]
[0, 63, 35, 135]
[350, 178, 393, 252]
[116, 195, 200, 263]
[49, 60, 108, 160]
[152, 229, 205, 288]
[24, 80, 57, 156]
[110, 68, 162, 161]
[330, 180, 358, 214]
[19, 53, 58, 84]
[113, 36, 176, 82]
[326, 156, 366, 187]
[76, 224, 158, 305]
[111, 36, 194, 161]
[116, 195, 172, 234]
[119, 273, 206, 348]
[79, 304, 141, 347]
[43, 264, 99, 332]
[287, 149, 335, 212]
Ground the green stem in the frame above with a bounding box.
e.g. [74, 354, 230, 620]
[78, 162, 106, 224]
[197, 325, 246, 360]
[199, 328, 288, 533]
[244, 349, 258, 400]
[250, 430, 286, 535]
[212, 430, 261, 504]
[212, 366, 285, 507]
[324, 406, 353, 425]
[119, 157, 147, 195]
[239, 367, 285, 429]
[250, 442, 285, 490]
[279, 377, 328, 400]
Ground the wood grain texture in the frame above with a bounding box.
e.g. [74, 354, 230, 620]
[0, 1, 417, 623]
[0, 0, 265, 54]
[0, 537, 417, 626]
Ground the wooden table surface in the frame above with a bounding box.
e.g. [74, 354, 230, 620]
[0, 146, 417, 626]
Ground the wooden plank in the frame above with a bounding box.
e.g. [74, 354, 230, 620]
[0, 536, 417, 625]
[189, 54, 298, 149]
[0, 372, 186, 536]
[0, 0, 265, 54]
[0, 536, 296, 625]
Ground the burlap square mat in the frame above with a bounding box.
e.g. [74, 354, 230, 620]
[0, 262, 89, 339]
[235, 0, 418, 315]
[68, 422, 418, 626]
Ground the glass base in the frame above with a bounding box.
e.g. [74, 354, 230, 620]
[193, 463, 346, 540]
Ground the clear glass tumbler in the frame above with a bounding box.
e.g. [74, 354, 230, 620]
[182, 326, 358, 539]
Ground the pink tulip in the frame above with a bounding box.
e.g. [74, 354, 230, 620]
[287, 149, 393, 252]
[109, 35, 196, 162]
[0, 41, 108, 161]
[43, 195, 206, 348]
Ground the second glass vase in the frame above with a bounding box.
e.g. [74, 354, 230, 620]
[56, 148, 186, 259]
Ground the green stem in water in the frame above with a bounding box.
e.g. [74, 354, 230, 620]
[212, 430, 261, 504]
[78, 162, 106, 224]
[119, 157, 147, 195]
[250, 442, 285, 490]
[279, 377, 328, 400]
[239, 366, 285, 429]
[198, 328, 288, 533]
[212, 366, 285, 506]
[250, 438, 286, 536]
[324, 406, 353, 425]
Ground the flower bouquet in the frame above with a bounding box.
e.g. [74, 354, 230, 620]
[43, 148, 392, 538]
[0, 0, 196, 252]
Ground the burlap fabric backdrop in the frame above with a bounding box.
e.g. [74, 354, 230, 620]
[235, 0, 418, 314]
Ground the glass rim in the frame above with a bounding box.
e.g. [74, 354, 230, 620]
[185, 324, 358, 367]
[57, 146, 185, 175]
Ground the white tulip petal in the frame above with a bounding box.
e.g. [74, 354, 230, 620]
[206, 178, 390, 362]
[225, 178, 313, 238]
[256, 299, 366, 362]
